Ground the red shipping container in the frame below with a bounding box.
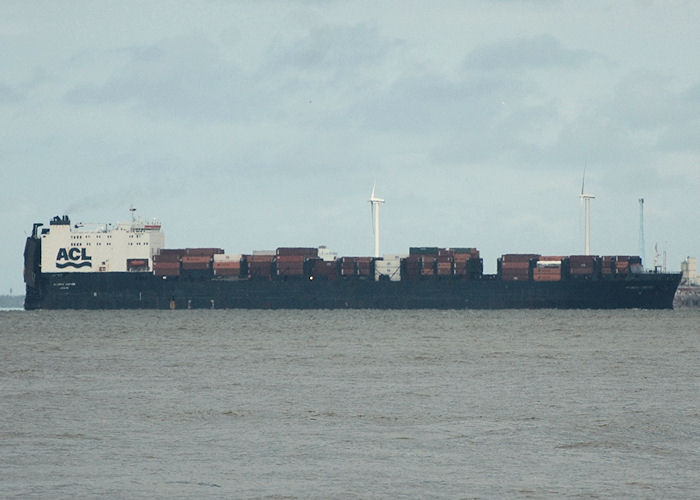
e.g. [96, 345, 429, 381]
[277, 247, 318, 257]
[182, 256, 211, 263]
[154, 253, 182, 263]
[186, 248, 223, 256]
[247, 255, 275, 263]
[159, 249, 186, 256]
[213, 261, 240, 269]
[276, 255, 306, 263]
[502, 254, 539, 263]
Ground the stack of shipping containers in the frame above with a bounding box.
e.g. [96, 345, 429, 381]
[598, 256, 643, 278]
[615, 255, 642, 276]
[568, 255, 597, 279]
[276, 248, 318, 278]
[356, 257, 373, 278]
[339, 257, 357, 277]
[151, 243, 646, 285]
[338, 257, 374, 278]
[247, 251, 275, 280]
[615, 256, 631, 275]
[436, 249, 453, 277]
[153, 249, 185, 277]
[153, 248, 223, 277]
[401, 254, 422, 280]
[310, 260, 338, 281]
[421, 256, 437, 277]
[453, 248, 482, 279]
[600, 256, 615, 277]
[498, 254, 539, 281]
[533, 256, 562, 282]
[182, 248, 222, 278]
[213, 254, 242, 278]
[404, 248, 438, 280]
[402, 247, 482, 280]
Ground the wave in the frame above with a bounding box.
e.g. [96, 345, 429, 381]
[56, 261, 92, 269]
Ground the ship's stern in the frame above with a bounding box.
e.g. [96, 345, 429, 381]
[23, 224, 43, 310]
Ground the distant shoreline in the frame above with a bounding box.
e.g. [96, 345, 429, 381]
[0, 295, 24, 308]
[674, 286, 700, 308]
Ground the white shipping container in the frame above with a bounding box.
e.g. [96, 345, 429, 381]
[382, 254, 408, 261]
[536, 260, 562, 268]
[375, 260, 402, 281]
[317, 246, 338, 262]
[213, 253, 242, 262]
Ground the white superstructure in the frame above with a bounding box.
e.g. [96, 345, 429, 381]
[40, 215, 165, 273]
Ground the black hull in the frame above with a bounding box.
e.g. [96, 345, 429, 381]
[24, 271, 681, 310]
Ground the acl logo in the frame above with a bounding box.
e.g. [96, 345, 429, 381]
[56, 247, 92, 268]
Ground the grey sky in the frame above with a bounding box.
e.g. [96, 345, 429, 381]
[2, 0, 699, 294]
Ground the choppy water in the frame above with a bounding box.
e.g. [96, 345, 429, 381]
[1, 309, 699, 498]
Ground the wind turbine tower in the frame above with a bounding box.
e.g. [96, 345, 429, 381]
[638, 198, 645, 267]
[369, 184, 385, 258]
[580, 170, 595, 255]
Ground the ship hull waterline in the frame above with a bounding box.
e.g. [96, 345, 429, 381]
[25, 271, 681, 310]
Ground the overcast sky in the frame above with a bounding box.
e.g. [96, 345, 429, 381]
[3, 0, 699, 294]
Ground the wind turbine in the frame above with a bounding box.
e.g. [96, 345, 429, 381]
[638, 198, 645, 267]
[580, 168, 595, 255]
[369, 184, 385, 258]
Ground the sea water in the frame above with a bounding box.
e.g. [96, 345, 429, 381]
[1, 309, 699, 498]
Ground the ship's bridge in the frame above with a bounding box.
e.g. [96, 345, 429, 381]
[40, 215, 165, 273]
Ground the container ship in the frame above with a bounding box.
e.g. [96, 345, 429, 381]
[23, 215, 681, 310]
